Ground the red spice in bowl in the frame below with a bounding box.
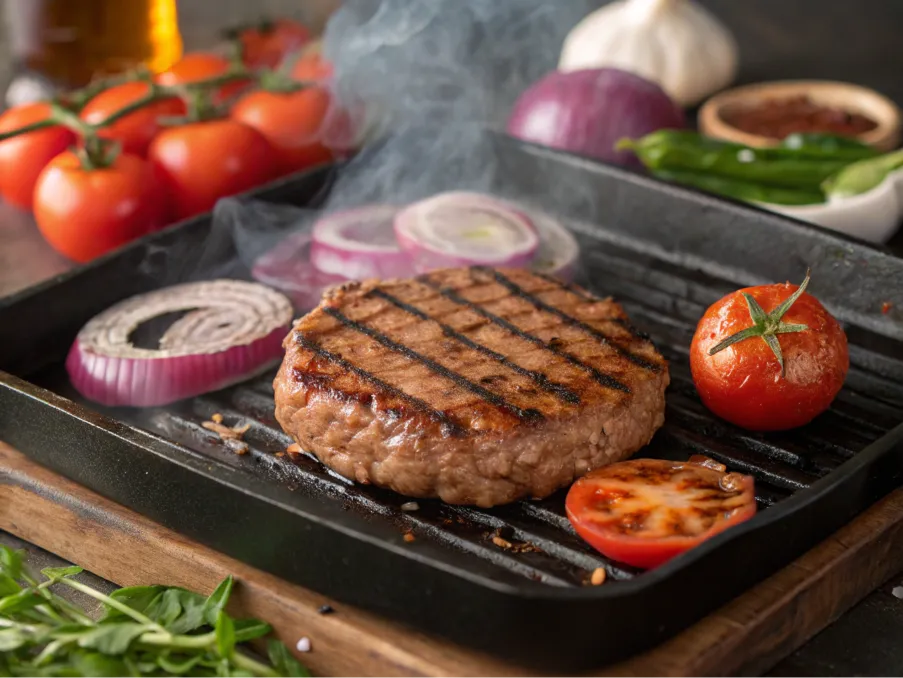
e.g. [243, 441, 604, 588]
[721, 95, 878, 140]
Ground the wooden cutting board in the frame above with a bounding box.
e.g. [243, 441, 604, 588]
[3, 440, 903, 677]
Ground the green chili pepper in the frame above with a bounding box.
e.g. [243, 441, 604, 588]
[779, 133, 879, 161]
[618, 130, 851, 190]
[822, 148, 903, 198]
[653, 169, 826, 206]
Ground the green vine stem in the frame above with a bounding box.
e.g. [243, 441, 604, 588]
[0, 67, 257, 168]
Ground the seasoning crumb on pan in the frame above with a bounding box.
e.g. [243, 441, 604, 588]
[590, 567, 607, 586]
[403, 532, 416, 543]
[202, 418, 251, 440]
[317, 604, 335, 615]
[882, 301, 893, 314]
[400, 501, 420, 512]
[488, 527, 541, 553]
[201, 415, 252, 455]
[286, 442, 302, 454]
[225, 439, 250, 456]
[295, 637, 312, 653]
[274, 451, 285, 458]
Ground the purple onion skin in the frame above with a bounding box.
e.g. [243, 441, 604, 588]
[506, 68, 685, 167]
[66, 326, 289, 408]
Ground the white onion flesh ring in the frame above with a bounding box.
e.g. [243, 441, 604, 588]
[66, 279, 293, 407]
[310, 205, 414, 280]
[527, 209, 581, 281]
[393, 191, 540, 273]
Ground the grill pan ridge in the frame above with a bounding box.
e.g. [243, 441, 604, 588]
[2, 138, 903, 670]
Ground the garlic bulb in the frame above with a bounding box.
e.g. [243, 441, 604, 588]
[558, 0, 738, 108]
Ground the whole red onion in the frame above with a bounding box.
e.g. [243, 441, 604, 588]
[506, 67, 685, 167]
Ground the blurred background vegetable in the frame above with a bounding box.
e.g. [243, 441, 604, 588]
[506, 67, 685, 167]
[558, 0, 738, 108]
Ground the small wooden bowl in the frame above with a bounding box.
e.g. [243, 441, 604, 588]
[699, 80, 902, 151]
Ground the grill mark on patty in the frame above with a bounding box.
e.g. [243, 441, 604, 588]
[472, 267, 662, 372]
[367, 288, 581, 406]
[293, 332, 465, 436]
[418, 277, 631, 394]
[534, 273, 651, 341]
[322, 307, 545, 423]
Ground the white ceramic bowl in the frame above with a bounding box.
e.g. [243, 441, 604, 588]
[763, 170, 903, 244]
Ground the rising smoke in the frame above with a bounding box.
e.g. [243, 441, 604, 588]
[194, 0, 600, 298]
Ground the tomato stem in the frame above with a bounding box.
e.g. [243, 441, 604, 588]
[0, 118, 58, 142]
[58, 67, 152, 112]
[708, 269, 811, 377]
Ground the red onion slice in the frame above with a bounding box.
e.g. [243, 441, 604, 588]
[251, 230, 347, 309]
[66, 280, 293, 407]
[393, 191, 540, 273]
[528, 209, 581, 281]
[310, 205, 414, 279]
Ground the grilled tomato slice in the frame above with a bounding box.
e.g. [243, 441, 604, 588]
[566, 457, 756, 569]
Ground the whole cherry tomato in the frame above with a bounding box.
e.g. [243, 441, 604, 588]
[231, 86, 337, 176]
[289, 40, 333, 82]
[34, 151, 169, 263]
[148, 119, 277, 220]
[81, 81, 186, 157]
[238, 19, 311, 70]
[0, 103, 75, 210]
[156, 52, 248, 102]
[566, 457, 756, 570]
[690, 272, 848, 431]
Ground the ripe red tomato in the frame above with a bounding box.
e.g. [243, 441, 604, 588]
[690, 274, 848, 431]
[34, 151, 169, 263]
[0, 103, 75, 210]
[81, 81, 186, 157]
[231, 87, 337, 176]
[239, 19, 311, 70]
[156, 52, 248, 102]
[566, 457, 757, 570]
[148, 119, 277, 220]
[289, 41, 333, 82]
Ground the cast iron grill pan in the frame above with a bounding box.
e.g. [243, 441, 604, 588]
[2, 138, 903, 670]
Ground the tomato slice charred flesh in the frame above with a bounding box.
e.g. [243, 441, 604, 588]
[566, 457, 756, 570]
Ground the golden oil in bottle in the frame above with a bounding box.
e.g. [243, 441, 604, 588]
[4, 0, 183, 105]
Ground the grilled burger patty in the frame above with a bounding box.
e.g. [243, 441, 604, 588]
[274, 267, 669, 507]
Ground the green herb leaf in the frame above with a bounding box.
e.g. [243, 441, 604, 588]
[106, 586, 166, 619]
[233, 618, 272, 643]
[203, 576, 234, 626]
[216, 611, 236, 658]
[40, 566, 83, 581]
[71, 650, 129, 677]
[144, 587, 207, 632]
[0, 628, 27, 652]
[0, 547, 23, 580]
[0, 589, 44, 615]
[156, 652, 203, 674]
[0, 573, 21, 597]
[78, 622, 150, 655]
[268, 639, 310, 677]
[166, 590, 208, 635]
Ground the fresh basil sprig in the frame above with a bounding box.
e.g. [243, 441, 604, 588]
[0, 546, 308, 677]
